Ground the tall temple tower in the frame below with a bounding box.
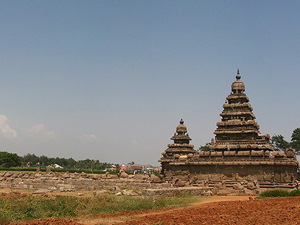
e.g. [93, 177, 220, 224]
[212, 69, 274, 155]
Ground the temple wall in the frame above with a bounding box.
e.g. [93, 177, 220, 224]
[161, 163, 298, 195]
[163, 164, 297, 184]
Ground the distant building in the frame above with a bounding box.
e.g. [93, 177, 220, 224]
[120, 163, 143, 174]
[106, 164, 117, 172]
[52, 164, 63, 169]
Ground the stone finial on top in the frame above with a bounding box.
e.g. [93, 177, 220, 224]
[236, 68, 241, 80]
[176, 119, 187, 134]
[231, 69, 245, 93]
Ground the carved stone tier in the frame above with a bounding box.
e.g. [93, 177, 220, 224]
[226, 95, 249, 101]
[170, 161, 298, 166]
[220, 111, 256, 118]
[167, 144, 194, 148]
[217, 120, 259, 129]
[223, 102, 253, 110]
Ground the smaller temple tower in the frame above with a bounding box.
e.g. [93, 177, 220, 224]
[159, 119, 195, 178]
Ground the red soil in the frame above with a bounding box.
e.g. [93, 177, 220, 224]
[117, 197, 300, 225]
[8, 195, 300, 225]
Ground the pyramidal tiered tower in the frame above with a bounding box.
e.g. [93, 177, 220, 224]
[159, 70, 298, 193]
[159, 119, 195, 179]
[212, 69, 274, 155]
[165, 119, 195, 156]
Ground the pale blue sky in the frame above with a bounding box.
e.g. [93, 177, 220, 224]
[0, 1, 300, 165]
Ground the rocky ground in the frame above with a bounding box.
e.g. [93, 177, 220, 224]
[6, 193, 300, 225]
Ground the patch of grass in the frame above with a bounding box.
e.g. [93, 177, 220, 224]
[153, 219, 164, 225]
[0, 194, 206, 223]
[259, 190, 289, 198]
[288, 189, 300, 196]
[259, 189, 300, 198]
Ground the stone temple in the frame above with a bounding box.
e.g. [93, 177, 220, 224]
[159, 70, 298, 194]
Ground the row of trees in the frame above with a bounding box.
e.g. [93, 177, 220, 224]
[21, 154, 114, 170]
[0, 152, 114, 170]
[197, 128, 300, 154]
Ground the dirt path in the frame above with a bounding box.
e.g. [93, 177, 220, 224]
[78, 196, 252, 225]
[115, 197, 300, 225]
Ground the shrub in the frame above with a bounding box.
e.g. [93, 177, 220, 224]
[289, 189, 300, 196]
[259, 189, 300, 198]
[259, 190, 290, 198]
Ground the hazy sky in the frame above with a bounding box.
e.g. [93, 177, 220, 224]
[1, 1, 300, 166]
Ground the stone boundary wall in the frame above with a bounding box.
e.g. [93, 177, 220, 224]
[0, 172, 296, 197]
[0, 172, 167, 192]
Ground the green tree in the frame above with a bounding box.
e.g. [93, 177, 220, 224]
[197, 143, 211, 152]
[21, 153, 40, 166]
[271, 135, 290, 152]
[271, 128, 300, 154]
[20, 153, 113, 171]
[0, 151, 21, 167]
[291, 128, 300, 154]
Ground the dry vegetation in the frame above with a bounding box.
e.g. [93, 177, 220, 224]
[2, 189, 300, 224]
[0, 189, 204, 224]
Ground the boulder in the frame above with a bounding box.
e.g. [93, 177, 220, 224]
[114, 186, 121, 191]
[133, 174, 146, 181]
[62, 173, 70, 178]
[150, 174, 162, 183]
[233, 183, 244, 190]
[204, 190, 213, 196]
[123, 189, 137, 196]
[174, 180, 186, 187]
[120, 172, 129, 179]
[109, 174, 118, 179]
[4, 172, 13, 177]
[247, 182, 256, 190]
[33, 189, 52, 194]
